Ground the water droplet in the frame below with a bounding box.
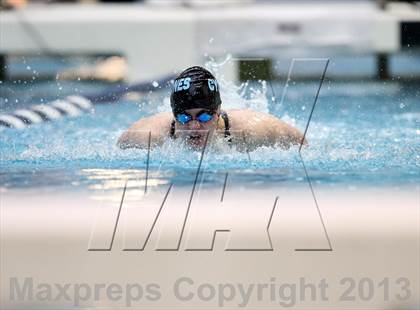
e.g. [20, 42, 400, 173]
[152, 81, 159, 87]
[399, 102, 405, 109]
[301, 106, 306, 111]
[209, 38, 214, 43]
[26, 65, 31, 70]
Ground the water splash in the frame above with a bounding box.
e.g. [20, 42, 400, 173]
[205, 55, 270, 113]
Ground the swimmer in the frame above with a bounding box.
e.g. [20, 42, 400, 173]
[118, 66, 306, 150]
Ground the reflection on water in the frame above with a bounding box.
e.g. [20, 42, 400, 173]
[82, 168, 170, 202]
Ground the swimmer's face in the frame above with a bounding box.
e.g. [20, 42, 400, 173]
[175, 108, 220, 147]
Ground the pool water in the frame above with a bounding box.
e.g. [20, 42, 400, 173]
[0, 65, 419, 190]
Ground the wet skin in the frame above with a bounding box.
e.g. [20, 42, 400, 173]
[173, 108, 223, 148]
[118, 108, 306, 150]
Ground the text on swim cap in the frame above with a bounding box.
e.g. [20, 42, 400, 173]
[173, 78, 219, 92]
[173, 77, 191, 92]
[207, 79, 219, 91]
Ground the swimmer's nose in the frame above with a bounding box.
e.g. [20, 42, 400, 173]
[188, 120, 202, 130]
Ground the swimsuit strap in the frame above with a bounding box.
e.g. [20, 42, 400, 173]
[220, 110, 232, 142]
[170, 119, 176, 139]
[169, 110, 231, 142]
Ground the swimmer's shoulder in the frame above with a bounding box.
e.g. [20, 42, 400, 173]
[118, 112, 173, 149]
[224, 109, 278, 132]
[128, 112, 173, 131]
[224, 109, 305, 147]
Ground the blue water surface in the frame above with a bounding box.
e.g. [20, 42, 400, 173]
[0, 67, 419, 190]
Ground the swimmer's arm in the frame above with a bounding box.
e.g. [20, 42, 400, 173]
[118, 112, 173, 149]
[118, 126, 151, 149]
[269, 120, 307, 148]
[227, 109, 307, 149]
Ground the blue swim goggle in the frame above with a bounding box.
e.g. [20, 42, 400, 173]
[176, 110, 214, 124]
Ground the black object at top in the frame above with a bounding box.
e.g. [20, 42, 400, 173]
[170, 66, 222, 115]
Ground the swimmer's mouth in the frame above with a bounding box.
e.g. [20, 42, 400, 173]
[188, 134, 202, 140]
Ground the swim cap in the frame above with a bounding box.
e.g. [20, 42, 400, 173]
[170, 66, 221, 115]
